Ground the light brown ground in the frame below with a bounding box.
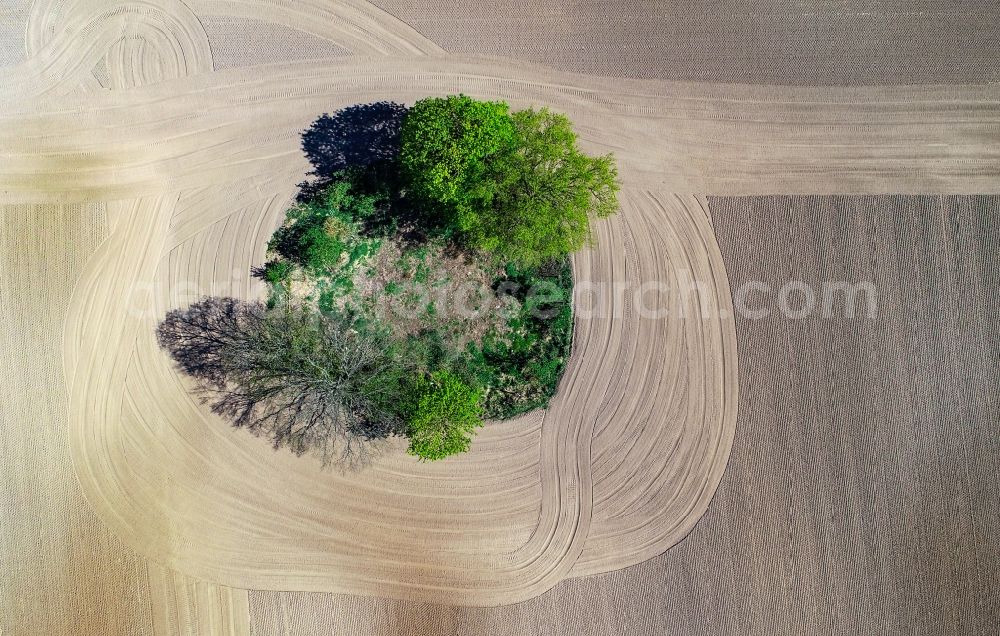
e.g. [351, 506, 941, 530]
[368, 0, 1000, 84]
[1, 0, 998, 634]
[257, 196, 998, 635]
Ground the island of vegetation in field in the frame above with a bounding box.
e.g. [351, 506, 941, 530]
[158, 95, 620, 466]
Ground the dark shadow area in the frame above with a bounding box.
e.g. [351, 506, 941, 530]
[295, 101, 443, 246]
[156, 296, 249, 389]
[297, 101, 408, 202]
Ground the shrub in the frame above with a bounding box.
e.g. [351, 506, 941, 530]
[264, 175, 385, 304]
[252, 259, 293, 284]
[323, 215, 351, 240]
[405, 370, 484, 461]
[269, 175, 381, 270]
[469, 257, 574, 418]
[300, 224, 347, 271]
[398, 328, 466, 377]
[319, 175, 380, 222]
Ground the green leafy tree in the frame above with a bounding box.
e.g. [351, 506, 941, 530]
[405, 370, 484, 460]
[399, 95, 515, 231]
[399, 97, 619, 266]
[468, 108, 619, 266]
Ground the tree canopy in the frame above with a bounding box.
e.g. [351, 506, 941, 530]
[399, 95, 515, 231]
[470, 107, 619, 266]
[268, 177, 381, 272]
[404, 370, 484, 461]
[398, 96, 619, 266]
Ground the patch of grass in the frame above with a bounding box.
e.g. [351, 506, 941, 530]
[413, 261, 432, 284]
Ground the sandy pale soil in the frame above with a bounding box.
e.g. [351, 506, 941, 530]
[265, 196, 998, 635]
[1, 0, 998, 634]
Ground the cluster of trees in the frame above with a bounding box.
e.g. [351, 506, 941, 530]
[158, 95, 619, 467]
[290, 95, 620, 268]
[158, 298, 483, 466]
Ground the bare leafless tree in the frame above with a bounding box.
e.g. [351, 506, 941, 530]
[157, 297, 406, 468]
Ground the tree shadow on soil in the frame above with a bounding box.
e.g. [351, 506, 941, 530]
[296, 101, 408, 202]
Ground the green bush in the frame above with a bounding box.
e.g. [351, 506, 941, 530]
[398, 328, 467, 377]
[469, 257, 574, 418]
[258, 260, 292, 284]
[300, 224, 347, 271]
[405, 370, 484, 461]
[317, 174, 381, 221]
[269, 174, 382, 270]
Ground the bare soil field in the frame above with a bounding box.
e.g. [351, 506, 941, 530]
[242, 196, 1000, 635]
[0, 205, 152, 635]
[370, 0, 1000, 84]
[1, 0, 998, 634]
